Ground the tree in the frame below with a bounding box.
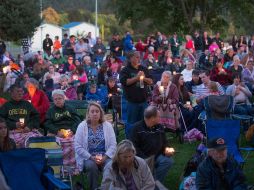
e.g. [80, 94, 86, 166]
[0, 0, 41, 41]
[113, 0, 254, 35]
[43, 7, 60, 25]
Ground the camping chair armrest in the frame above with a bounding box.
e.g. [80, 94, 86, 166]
[43, 172, 71, 190]
[239, 147, 254, 151]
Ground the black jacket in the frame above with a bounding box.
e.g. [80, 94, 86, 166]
[120, 64, 152, 103]
[196, 156, 247, 190]
[130, 120, 168, 159]
[193, 35, 203, 51]
[110, 39, 123, 57]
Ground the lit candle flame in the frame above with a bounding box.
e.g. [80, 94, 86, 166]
[159, 86, 164, 94]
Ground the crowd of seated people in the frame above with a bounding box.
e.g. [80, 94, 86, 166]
[0, 30, 253, 189]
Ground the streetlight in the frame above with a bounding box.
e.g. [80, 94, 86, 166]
[95, 0, 98, 37]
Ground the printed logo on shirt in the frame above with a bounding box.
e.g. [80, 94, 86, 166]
[55, 111, 71, 119]
[9, 109, 28, 116]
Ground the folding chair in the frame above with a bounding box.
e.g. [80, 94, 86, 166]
[112, 94, 127, 141]
[0, 148, 70, 190]
[206, 119, 244, 164]
[26, 136, 73, 188]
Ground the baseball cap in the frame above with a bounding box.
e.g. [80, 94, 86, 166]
[207, 138, 227, 150]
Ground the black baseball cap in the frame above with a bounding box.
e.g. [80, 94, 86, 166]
[207, 138, 227, 150]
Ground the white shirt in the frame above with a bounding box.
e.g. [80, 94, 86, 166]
[181, 69, 193, 82]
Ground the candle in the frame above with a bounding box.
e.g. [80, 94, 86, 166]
[148, 66, 153, 70]
[96, 153, 103, 161]
[140, 75, 144, 88]
[19, 118, 25, 124]
[28, 100, 31, 103]
[165, 147, 175, 153]
[55, 64, 59, 69]
[108, 93, 112, 97]
[117, 88, 121, 92]
[173, 71, 176, 75]
[73, 75, 78, 80]
[2, 66, 8, 74]
[60, 129, 71, 138]
[186, 101, 191, 106]
[159, 86, 164, 94]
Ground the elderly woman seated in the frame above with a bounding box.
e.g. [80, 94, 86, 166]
[74, 102, 117, 190]
[59, 74, 78, 100]
[23, 78, 50, 127]
[101, 140, 155, 190]
[0, 84, 41, 148]
[44, 89, 81, 137]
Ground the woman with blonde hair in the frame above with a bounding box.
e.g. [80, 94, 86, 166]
[74, 101, 117, 190]
[101, 139, 155, 190]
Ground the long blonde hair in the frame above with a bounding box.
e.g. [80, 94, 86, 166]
[86, 101, 105, 124]
[112, 140, 137, 172]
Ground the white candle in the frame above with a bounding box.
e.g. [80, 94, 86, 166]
[186, 101, 191, 106]
[96, 153, 103, 161]
[28, 100, 31, 103]
[140, 75, 144, 88]
[55, 64, 59, 69]
[73, 75, 78, 80]
[19, 118, 25, 124]
[159, 86, 164, 94]
[3, 66, 8, 74]
[173, 71, 176, 75]
[148, 66, 153, 70]
[166, 147, 175, 153]
[108, 93, 112, 97]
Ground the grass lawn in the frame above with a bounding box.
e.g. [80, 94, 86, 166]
[73, 127, 254, 190]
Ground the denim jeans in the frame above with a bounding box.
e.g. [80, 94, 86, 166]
[125, 101, 148, 139]
[154, 154, 174, 184]
[83, 158, 111, 190]
[234, 104, 254, 116]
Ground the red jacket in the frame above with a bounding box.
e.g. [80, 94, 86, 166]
[23, 89, 50, 123]
[185, 40, 195, 52]
[210, 67, 232, 86]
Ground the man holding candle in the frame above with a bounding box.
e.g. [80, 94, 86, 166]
[130, 106, 174, 186]
[0, 84, 41, 147]
[120, 51, 153, 138]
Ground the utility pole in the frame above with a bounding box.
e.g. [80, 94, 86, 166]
[95, 0, 98, 37]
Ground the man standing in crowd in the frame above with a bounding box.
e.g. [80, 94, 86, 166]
[196, 137, 247, 189]
[110, 33, 123, 57]
[120, 51, 153, 138]
[213, 32, 224, 50]
[61, 33, 70, 56]
[202, 31, 212, 51]
[66, 35, 76, 58]
[131, 106, 174, 186]
[170, 32, 181, 58]
[43, 34, 53, 57]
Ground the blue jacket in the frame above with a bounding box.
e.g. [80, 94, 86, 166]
[123, 34, 134, 52]
[196, 156, 247, 190]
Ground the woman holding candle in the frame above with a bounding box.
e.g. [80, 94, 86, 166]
[23, 78, 50, 125]
[45, 89, 81, 136]
[74, 102, 117, 190]
[210, 58, 232, 87]
[152, 71, 179, 131]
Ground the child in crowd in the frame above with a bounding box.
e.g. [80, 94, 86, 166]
[208, 81, 220, 95]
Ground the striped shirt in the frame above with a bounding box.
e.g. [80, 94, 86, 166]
[195, 82, 225, 98]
